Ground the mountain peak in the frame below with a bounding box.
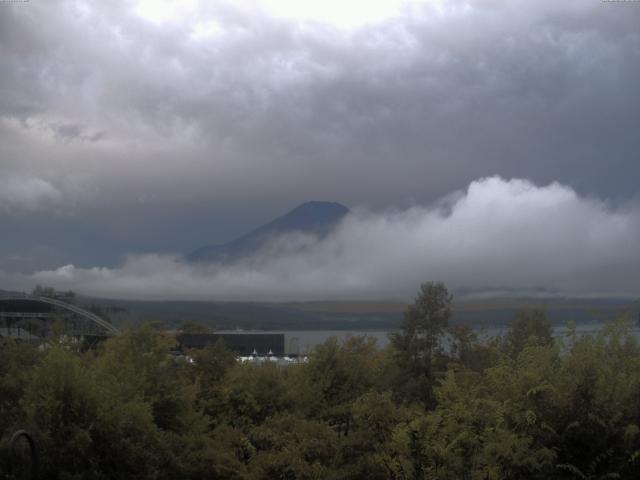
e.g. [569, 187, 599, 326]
[187, 201, 349, 263]
[275, 201, 349, 229]
[292, 200, 349, 210]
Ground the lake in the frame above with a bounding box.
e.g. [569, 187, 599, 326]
[218, 322, 640, 355]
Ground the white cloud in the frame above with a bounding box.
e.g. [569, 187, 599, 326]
[2, 176, 639, 300]
[0, 174, 62, 212]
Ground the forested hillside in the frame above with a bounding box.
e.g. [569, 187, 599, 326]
[2, 283, 640, 479]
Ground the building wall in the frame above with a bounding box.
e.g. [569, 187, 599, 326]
[177, 333, 285, 355]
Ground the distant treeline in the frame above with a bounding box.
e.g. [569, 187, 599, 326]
[90, 295, 637, 331]
[1, 282, 640, 479]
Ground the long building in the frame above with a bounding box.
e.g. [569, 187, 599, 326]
[177, 333, 285, 356]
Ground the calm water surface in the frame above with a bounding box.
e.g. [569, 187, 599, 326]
[220, 323, 640, 355]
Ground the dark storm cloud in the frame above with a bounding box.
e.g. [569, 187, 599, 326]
[0, 0, 639, 297]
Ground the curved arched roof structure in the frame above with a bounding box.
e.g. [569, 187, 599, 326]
[0, 293, 119, 335]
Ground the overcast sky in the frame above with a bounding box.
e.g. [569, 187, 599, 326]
[1, 0, 639, 300]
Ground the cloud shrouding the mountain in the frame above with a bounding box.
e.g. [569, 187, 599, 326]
[2, 177, 638, 301]
[1, 0, 639, 272]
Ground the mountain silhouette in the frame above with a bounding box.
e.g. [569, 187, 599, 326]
[186, 201, 349, 263]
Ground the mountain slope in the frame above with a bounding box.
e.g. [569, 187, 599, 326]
[186, 201, 349, 263]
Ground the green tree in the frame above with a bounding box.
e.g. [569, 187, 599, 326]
[248, 414, 337, 480]
[22, 345, 166, 479]
[297, 336, 381, 436]
[0, 339, 41, 440]
[503, 309, 554, 356]
[180, 320, 210, 334]
[192, 339, 238, 425]
[390, 281, 452, 408]
[222, 362, 293, 428]
[448, 324, 500, 373]
[32, 284, 56, 298]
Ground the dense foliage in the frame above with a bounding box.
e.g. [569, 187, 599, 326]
[2, 283, 640, 479]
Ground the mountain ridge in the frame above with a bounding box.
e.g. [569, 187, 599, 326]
[186, 201, 350, 263]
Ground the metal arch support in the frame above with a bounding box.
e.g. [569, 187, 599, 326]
[9, 430, 38, 480]
[0, 293, 119, 335]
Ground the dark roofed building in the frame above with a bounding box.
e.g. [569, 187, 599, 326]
[0, 298, 53, 315]
[177, 333, 285, 356]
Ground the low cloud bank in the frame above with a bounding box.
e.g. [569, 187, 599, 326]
[2, 177, 639, 301]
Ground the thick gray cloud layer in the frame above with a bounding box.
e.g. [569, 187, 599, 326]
[0, 173, 61, 211]
[2, 177, 640, 300]
[1, 0, 639, 296]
